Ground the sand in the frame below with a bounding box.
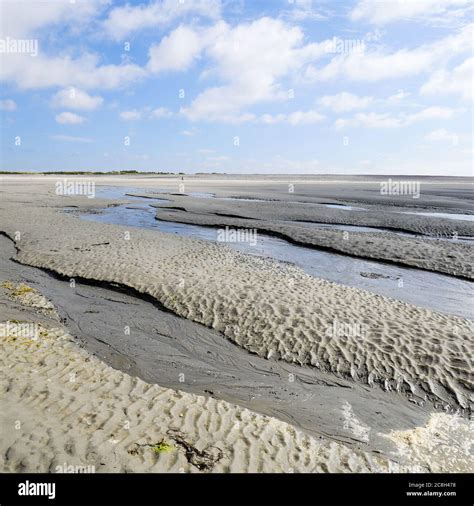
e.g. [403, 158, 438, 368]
[151, 197, 473, 279]
[0, 291, 421, 474]
[0, 175, 472, 473]
[0, 234, 441, 463]
[1, 297, 471, 473]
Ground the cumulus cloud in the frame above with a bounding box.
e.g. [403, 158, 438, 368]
[0, 0, 105, 38]
[261, 110, 325, 125]
[55, 111, 86, 124]
[0, 1, 148, 91]
[286, 110, 325, 125]
[0, 3, 220, 92]
[1, 51, 146, 90]
[207, 155, 230, 162]
[147, 25, 204, 73]
[318, 92, 372, 112]
[335, 106, 458, 129]
[181, 129, 197, 136]
[0, 99, 17, 111]
[350, 0, 472, 25]
[388, 90, 411, 102]
[102, 0, 221, 40]
[119, 110, 142, 121]
[283, 0, 331, 21]
[421, 57, 473, 102]
[306, 23, 472, 82]
[51, 88, 103, 110]
[150, 107, 172, 118]
[409, 106, 459, 122]
[119, 107, 172, 121]
[167, 18, 328, 122]
[424, 128, 459, 143]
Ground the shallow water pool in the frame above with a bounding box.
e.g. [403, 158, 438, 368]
[76, 203, 473, 320]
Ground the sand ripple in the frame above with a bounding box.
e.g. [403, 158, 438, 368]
[1, 323, 418, 473]
[2, 206, 471, 412]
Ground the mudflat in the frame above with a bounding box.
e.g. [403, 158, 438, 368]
[0, 174, 472, 473]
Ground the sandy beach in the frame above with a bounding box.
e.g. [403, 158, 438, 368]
[0, 175, 472, 474]
[1, 3, 473, 503]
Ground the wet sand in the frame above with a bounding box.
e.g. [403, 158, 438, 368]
[0, 235, 432, 456]
[0, 174, 472, 473]
[149, 195, 473, 279]
[76, 203, 473, 319]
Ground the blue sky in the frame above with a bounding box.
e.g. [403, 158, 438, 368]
[0, 0, 472, 174]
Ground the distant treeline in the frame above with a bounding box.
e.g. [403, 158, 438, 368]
[0, 171, 37, 174]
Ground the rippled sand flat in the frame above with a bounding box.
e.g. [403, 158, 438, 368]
[2, 320, 471, 473]
[0, 176, 472, 474]
[0, 179, 472, 412]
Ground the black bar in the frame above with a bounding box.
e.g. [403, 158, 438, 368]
[0, 473, 471, 506]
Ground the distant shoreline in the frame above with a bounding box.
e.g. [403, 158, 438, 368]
[1, 171, 473, 181]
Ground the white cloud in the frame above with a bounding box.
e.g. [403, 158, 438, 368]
[181, 87, 258, 123]
[335, 106, 458, 129]
[181, 129, 197, 136]
[284, 0, 331, 21]
[420, 57, 473, 101]
[318, 92, 372, 112]
[350, 0, 472, 25]
[335, 112, 402, 129]
[119, 110, 142, 121]
[310, 49, 419, 82]
[0, 10, 322, 118]
[176, 18, 328, 122]
[1, 51, 146, 90]
[207, 155, 230, 162]
[103, 0, 221, 39]
[409, 106, 458, 122]
[260, 113, 287, 125]
[0, 1, 147, 91]
[50, 134, 93, 143]
[0, 99, 17, 111]
[147, 25, 204, 73]
[261, 110, 325, 125]
[55, 111, 86, 124]
[150, 107, 172, 119]
[424, 128, 459, 143]
[388, 89, 410, 102]
[287, 110, 325, 125]
[119, 107, 172, 121]
[51, 88, 103, 110]
[0, 0, 105, 38]
[307, 23, 472, 82]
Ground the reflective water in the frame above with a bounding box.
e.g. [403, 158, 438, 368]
[397, 211, 474, 222]
[76, 203, 473, 319]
